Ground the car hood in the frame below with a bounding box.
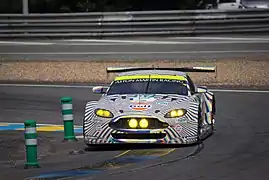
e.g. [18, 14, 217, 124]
[95, 94, 196, 118]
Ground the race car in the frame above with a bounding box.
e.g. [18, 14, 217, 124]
[83, 66, 216, 146]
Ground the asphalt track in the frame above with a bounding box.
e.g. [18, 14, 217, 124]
[0, 85, 269, 180]
[1, 36, 269, 60]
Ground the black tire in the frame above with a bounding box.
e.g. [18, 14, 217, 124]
[82, 102, 88, 138]
[212, 95, 216, 115]
[211, 95, 216, 132]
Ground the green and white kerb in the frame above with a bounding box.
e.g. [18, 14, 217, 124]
[61, 97, 77, 141]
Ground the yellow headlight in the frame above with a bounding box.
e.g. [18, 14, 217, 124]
[177, 109, 185, 116]
[170, 110, 178, 117]
[103, 110, 111, 117]
[165, 109, 186, 118]
[139, 119, 149, 128]
[128, 119, 138, 128]
[95, 109, 113, 118]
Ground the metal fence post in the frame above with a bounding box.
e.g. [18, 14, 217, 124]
[24, 120, 40, 169]
[61, 97, 77, 141]
[22, 0, 29, 14]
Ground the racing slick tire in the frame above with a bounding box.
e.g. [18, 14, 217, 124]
[197, 105, 215, 143]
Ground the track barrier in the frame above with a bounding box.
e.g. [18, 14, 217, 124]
[22, 98, 79, 169]
[61, 97, 77, 141]
[1, 9, 269, 38]
[24, 120, 40, 169]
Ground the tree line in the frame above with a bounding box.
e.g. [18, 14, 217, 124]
[0, 0, 217, 13]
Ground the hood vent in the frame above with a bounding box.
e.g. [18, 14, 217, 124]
[171, 98, 177, 101]
[162, 95, 168, 99]
[110, 98, 117, 102]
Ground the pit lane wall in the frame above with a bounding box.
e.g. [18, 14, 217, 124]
[0, 59, 269, 88]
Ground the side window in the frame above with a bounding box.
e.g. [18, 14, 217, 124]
[186, 75, 195, 94]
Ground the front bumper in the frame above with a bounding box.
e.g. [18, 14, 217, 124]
[83, 113, 199, 145]
[84, 128, 198, 145]
[84, 137, 197, 145]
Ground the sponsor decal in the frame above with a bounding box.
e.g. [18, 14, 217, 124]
[129, 95, 155, 111]
[174, 124, 182, 133]
[96, 124, 102, 131]
[130, 94, 156, 103]
[156, 101, 168, 106]
[129, 103, 152, 111]
[176, 118, 188, 123]
[93, 122, 102, 131]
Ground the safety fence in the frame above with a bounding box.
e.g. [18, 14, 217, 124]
[0, 9, 269, 38]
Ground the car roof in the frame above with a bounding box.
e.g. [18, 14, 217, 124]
[117, 70, 187, 77]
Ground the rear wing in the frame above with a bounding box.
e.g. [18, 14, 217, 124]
[106, 66, 216, 73]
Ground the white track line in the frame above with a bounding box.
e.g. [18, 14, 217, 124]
[1, 37, 269, 46]
[58, 41, 269, 45]
[0, 41, 131, 46]
[0, 41, 55, 45]
[63, 39, 179, 44]
[209, 89, 269, 93]
[0, 84, 268, 93]
[169, 36, 269, 41]
[49, 42, 131, 46]
[0, 84, 94, 88]
[62, 39, 269, 44]
[1, 50, 269, 55]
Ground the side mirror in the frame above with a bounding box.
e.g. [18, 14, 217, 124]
[92, 86, 107, 94]
[195, 86, 207, 93]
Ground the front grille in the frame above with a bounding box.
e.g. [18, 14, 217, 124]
[109, 117, 169, 130]
[111, 133, 166, 139]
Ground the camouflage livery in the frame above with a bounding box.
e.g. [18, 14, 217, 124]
[83, 67, 216, 145]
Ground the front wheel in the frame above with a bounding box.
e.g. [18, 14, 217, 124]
[211, 95, 216, 132]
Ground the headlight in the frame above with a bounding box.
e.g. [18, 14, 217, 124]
[95, 109, 113, 118]
[128, 118, 149, 129]
[165, 109, 186, 118]
[139, 119, 149, 128]
[128, 118, 138, 128]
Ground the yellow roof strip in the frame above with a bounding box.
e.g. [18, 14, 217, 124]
[115, 74, 186, 81]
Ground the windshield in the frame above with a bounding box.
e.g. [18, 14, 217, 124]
[106, 78, 188, 95]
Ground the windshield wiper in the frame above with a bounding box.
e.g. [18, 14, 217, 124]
[145, 74, 151, 94]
